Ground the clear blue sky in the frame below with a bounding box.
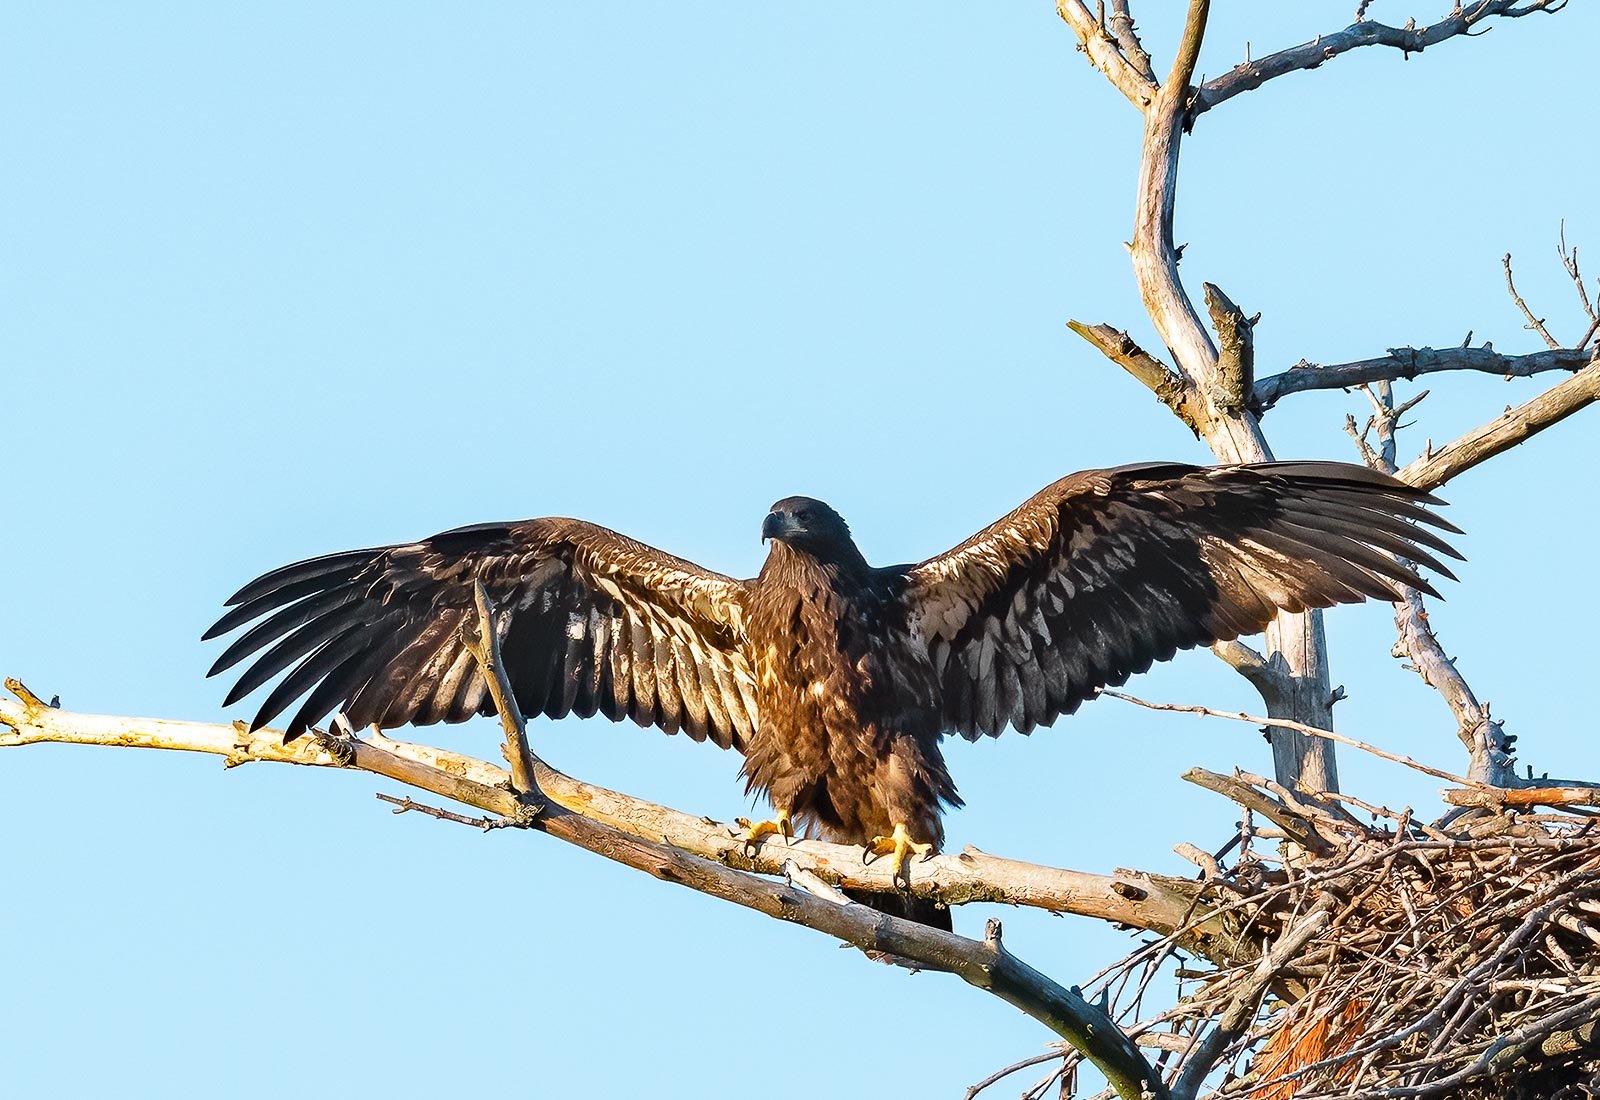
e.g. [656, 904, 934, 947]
[4, 4, 1597, 1097]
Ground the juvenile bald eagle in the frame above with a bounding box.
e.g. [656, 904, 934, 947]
[206, 461, 1459, 928]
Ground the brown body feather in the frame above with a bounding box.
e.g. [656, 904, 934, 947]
[206, 462, 1462, 929]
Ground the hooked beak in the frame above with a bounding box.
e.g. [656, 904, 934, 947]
[762, 511, 800, 543]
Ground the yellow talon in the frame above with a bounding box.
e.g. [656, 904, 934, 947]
[735, 810, 792, 856]
[864, 822, 934, 888]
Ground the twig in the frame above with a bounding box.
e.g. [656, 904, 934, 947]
[1181, 768, 1330, 855]
[1096, 689, 1474, 786]
[965, 1050, 1065, 1100]
[375, 792, 509, 830]
[1505, 253, 1562, 350]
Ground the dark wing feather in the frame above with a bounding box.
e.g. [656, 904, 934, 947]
[904, 461, 1463, 740]
[205, 519, 758, 746]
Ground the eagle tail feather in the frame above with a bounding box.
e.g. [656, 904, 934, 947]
[844, 887, 952, 931]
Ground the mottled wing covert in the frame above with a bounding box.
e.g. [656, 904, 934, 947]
[904, 462, 1462, 740]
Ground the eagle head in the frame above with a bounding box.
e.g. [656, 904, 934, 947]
[762, 497, 857, 559]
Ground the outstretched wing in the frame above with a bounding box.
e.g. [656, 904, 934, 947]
[204, 519, 758, 747]
[904, 461, 1462, 740]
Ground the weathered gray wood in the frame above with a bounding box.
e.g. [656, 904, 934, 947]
[1255, 345, 1591, 410]
[1192, 1, 1568, 119]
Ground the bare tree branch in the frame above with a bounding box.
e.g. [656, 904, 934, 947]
[965, 1050, 1067, 1100]
[1055, 0, 1157, 108]
[1108, 1, 1156, 84]
[1191, 1, 1570, 120]
[1210, 639, 1289, 699]
[1166, 0, 1210, 97]
[1443, 786, 1600, 809]
[1254, 345, 1591, 410]
[1398, 358, 1600, 490]
[1505, 252, 1565, 350]
[1391, 584, 1514, 787]
[1095, 688, 1475, 788]
[1558, 223, 1597, 330]
[0, 681, 1172, 1095]
[1202, 282, 1254, 417]
[0, 685, 1252, 960]
[1342, 382, 1516, 786]
[1066, 320, 1207, 433]
[460, 580, 541, 804]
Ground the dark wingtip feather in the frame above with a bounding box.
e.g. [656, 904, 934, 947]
[223, 549, 376, 607]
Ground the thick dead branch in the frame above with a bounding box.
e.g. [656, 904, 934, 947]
[0, 686, 1244, 958]
[1211, 640, 1290, 699]
[1398, 358, 1600, 490]
[1191, 1, 1570, 120]
[1067, 320, 1207, 432]
[1182, 768, 1331, 855]
[1443, 787, 1600, 810]
[1202, 282, 1254, 417]
[1166, 0, 1209, 97]
[1254, 345, 1591, 410]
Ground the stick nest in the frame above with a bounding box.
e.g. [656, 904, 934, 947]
[1082, 776, 1600, 1099]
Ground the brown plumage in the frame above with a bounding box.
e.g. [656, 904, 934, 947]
[206, 461, 1462, 928]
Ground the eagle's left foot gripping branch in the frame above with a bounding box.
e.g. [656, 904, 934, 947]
[735, 810, 792, 857]
[863, 823, 934, 889]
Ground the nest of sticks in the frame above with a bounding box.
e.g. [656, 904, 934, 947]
[1069, 772, 1600, 1100]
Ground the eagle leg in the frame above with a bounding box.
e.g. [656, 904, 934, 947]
[863, 823, 934, 890]
[734, 810, 792, 857]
